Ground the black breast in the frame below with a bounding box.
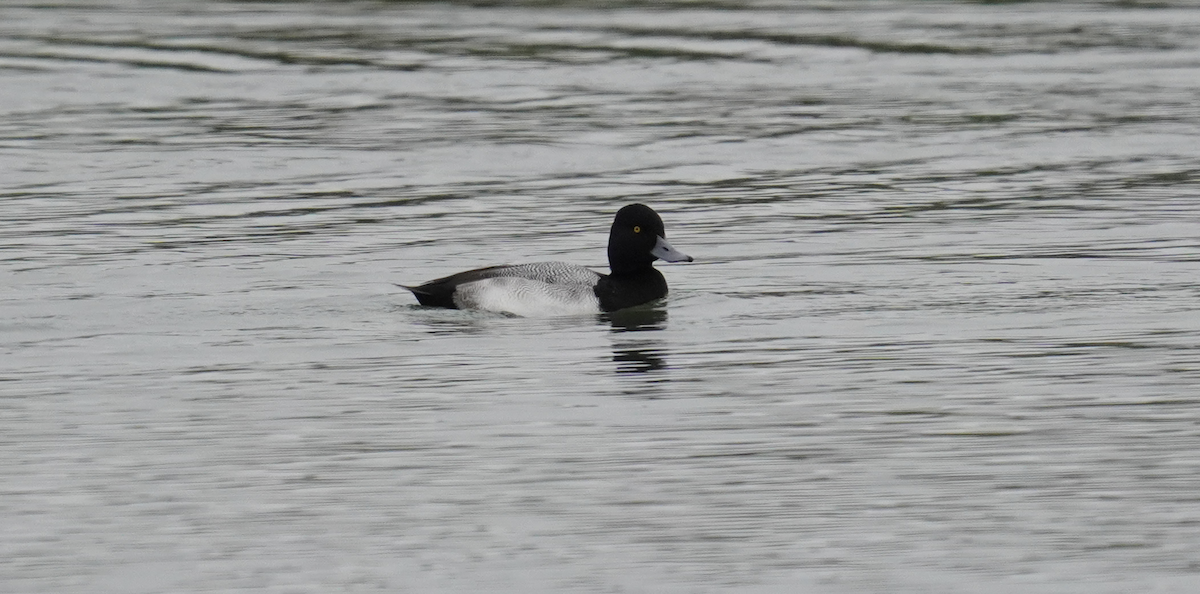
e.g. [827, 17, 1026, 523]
[593, 269, 668, 312]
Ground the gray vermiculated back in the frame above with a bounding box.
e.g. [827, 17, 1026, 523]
[482, 262, 603, 286]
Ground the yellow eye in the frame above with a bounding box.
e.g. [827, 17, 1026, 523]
[633, 226, 641, 233]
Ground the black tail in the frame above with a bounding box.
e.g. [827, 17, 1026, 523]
[396, 283, 458, 309]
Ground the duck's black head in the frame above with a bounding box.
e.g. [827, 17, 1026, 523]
[607, 204, 692, 275]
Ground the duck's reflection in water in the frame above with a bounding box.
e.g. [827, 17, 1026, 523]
[612, 347, 667, 374]
[604, 305, 670, 375]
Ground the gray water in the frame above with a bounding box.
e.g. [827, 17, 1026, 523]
[4, 1, 1200, 592]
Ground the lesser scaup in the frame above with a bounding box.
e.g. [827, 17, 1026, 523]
[403, 204, 692, 316]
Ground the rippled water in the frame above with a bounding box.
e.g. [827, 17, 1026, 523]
[4, 1, 1200, 592]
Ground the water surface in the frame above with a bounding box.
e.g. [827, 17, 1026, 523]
[4, 1, 1200, 592]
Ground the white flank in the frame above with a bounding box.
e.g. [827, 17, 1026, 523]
[453, 277, 601, 317]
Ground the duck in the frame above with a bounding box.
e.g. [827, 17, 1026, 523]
[402, 204, 692, 316]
